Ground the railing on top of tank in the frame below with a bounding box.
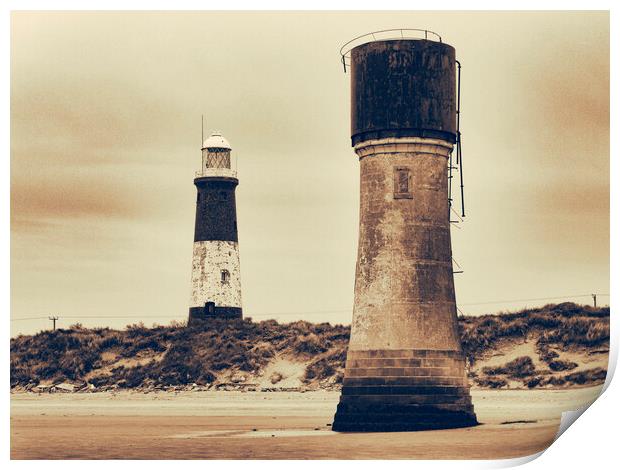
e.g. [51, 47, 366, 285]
[339, 29, 443, 72]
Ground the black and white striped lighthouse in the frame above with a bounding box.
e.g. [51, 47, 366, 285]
[188, 131, 242, 324]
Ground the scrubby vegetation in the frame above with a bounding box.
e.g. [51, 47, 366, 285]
[548, 360, 578, 372]
[458, 303, 609, 364]
[10, 303, 609, 391]
[525, 368, 607, 389]
[463, 303, 609, 389]
[474, 376, 509, 389]
[304, 348, 347, 383]
[482, 356, 536, 379]
[10, 318, 350, 390]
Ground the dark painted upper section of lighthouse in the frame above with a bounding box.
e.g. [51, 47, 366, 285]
[350, 39, 457, 146]
[194, 176, 239, 242]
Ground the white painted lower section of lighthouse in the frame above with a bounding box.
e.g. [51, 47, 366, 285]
[189, 240, 242, 312]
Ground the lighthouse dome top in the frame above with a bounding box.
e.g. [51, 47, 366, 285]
[202, 131, 231, 150]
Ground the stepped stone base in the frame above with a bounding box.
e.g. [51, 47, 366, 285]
[332, 349, 478, 432]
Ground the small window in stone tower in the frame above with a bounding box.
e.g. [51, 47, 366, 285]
[221, 269, 230, 284]
[394, 167, 413, 199]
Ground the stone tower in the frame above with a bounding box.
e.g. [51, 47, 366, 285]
[332, 35, 478, 431]
[188, 131, 242, 324]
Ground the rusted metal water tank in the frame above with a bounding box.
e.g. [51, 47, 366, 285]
[350, 39, 457, 146]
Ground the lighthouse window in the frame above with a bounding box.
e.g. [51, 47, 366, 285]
[221, 269, 230, 284]
[394, 167, 413, 199]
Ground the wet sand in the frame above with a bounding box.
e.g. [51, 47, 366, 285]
[10, 386, 602, 459]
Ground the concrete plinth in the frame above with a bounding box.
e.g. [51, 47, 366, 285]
[333, 349, 477, 431]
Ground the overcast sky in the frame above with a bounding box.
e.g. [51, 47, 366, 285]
[10, 11, 609, 335]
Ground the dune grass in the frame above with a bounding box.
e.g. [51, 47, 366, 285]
[10, 302, 608, 389]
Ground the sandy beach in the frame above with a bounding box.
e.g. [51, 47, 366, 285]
[10, 386, 602, 459]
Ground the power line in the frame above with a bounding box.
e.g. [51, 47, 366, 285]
[61, 315, 178, 320]
[10, 316, 48, 322]
[10, 309, 353, 322]
[252, 309, 350, 317]
[10, 314, 179, 322]
[11, 294, 609, 323]
[460, 294, 609, 307]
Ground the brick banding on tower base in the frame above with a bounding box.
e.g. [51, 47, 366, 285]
[333, 349, 477, 432]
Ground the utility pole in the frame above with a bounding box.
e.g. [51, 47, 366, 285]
[48, 316, 59, 330]
[592, 294, 597, 308]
